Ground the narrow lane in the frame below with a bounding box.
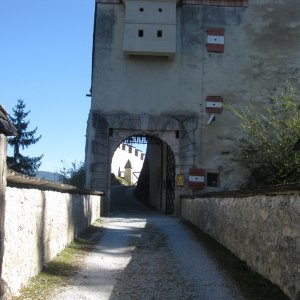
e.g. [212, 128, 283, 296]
[50, 186, 287, 300]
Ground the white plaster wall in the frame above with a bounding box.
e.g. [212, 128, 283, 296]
[2, 187, 101, 295]
[111, 143, 145, 184]
[181, 193, 300, 300]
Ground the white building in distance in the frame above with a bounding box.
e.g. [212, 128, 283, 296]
[111, 143, 145, 185]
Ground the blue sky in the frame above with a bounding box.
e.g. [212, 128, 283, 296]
[0, 1, 95, 172]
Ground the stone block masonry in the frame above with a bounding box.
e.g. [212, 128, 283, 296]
[2, 187, 102, 295]
[181, 191, 300, 299]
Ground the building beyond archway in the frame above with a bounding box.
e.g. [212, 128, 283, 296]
[111, 142, 145, 186]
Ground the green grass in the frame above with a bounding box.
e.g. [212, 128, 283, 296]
[115, 176, 130, 186]
[14, 219, 103, 300]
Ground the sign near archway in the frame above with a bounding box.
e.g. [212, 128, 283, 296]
[189, 169, 205, 189]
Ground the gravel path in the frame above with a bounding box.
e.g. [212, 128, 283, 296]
[49, 186, 286, 300]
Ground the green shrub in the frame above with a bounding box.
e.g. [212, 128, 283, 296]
[230, 83, 300, 185]
[58, 161, 85, 189]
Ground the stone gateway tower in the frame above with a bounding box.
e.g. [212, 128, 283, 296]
[85, 0, 300, 214]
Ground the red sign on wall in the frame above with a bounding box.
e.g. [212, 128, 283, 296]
[207, 28, 225, 53]
[206, 96, 223, 114]
[189, 169, 205, 189]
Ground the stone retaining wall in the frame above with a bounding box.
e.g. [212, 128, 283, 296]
[2, 187, 102, 295]
[181, 193, 300, 299]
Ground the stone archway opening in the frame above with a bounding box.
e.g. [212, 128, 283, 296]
[111, 133, 175, 215]
[85, 113, 196, 215]
[111, 135, 147, 187]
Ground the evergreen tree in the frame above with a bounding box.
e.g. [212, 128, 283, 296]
[58, 161, 86, 189]
[7, 99, 43, 176]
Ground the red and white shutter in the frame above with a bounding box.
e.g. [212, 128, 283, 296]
[207, 28, 225, 53]
[189, 169, 205, 189]
[206, 96, 223, 113]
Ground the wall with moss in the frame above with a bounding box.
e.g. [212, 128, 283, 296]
[181, 192, 300, 299]
[2, 187, 101, 295]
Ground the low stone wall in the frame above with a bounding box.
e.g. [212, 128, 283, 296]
[181, 193, 300, 300]
[2, 186, 102, 295]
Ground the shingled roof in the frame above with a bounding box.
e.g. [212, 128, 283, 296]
[124, 159, 132, 169]
[0, 105, 17, 136]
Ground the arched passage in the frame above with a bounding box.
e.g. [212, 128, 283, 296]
[85, 113, 197, 215]
[111, 133, 176, 215]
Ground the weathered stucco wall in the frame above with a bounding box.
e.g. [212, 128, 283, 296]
[2, 187, 102, 295]
[91, 1, 300, 113]
[87, 0, 300, 194]
[181, 193, 300, 299]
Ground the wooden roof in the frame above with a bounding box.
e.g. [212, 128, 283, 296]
[125, 159, 133, 169]
[98, 0, 248, 5]
[7, 170, 104, 196]
[0, 105, 17, 136]
[182, 0, 248, 6]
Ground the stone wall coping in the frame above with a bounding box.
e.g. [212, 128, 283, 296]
[181, 184, 300, 199]
[7, 170, 104, 196]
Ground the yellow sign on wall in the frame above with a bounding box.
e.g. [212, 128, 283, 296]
[176, 174, 185, 186]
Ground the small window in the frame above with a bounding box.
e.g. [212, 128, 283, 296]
[135, 149, 138, 156]
[128, 146, 132, 153]
[109, 128, 113, 136]
[138, 30, 144, 37]
[157, 30, 162, 38]
[139, 7, 144, 12]
[122, 144, 126, 150]
[207, 173, 219, 187]
[141, 154, 144, 160]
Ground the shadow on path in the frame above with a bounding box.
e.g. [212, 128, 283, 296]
[108, 186, 288, 300]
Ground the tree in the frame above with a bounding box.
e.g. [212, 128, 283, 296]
[7, 99, 43, 176]
[58, 161, 86, 189]
[230, 83, 300, 186]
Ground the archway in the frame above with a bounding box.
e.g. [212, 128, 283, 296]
[85, 112, 197, 215]
[111, 141, 146, 186]
[110, 133, 176, 215]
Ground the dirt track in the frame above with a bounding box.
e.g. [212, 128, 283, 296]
[49, 186, 287, 300]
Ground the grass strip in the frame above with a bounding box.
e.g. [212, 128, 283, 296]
[14, 219, 103, 300]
